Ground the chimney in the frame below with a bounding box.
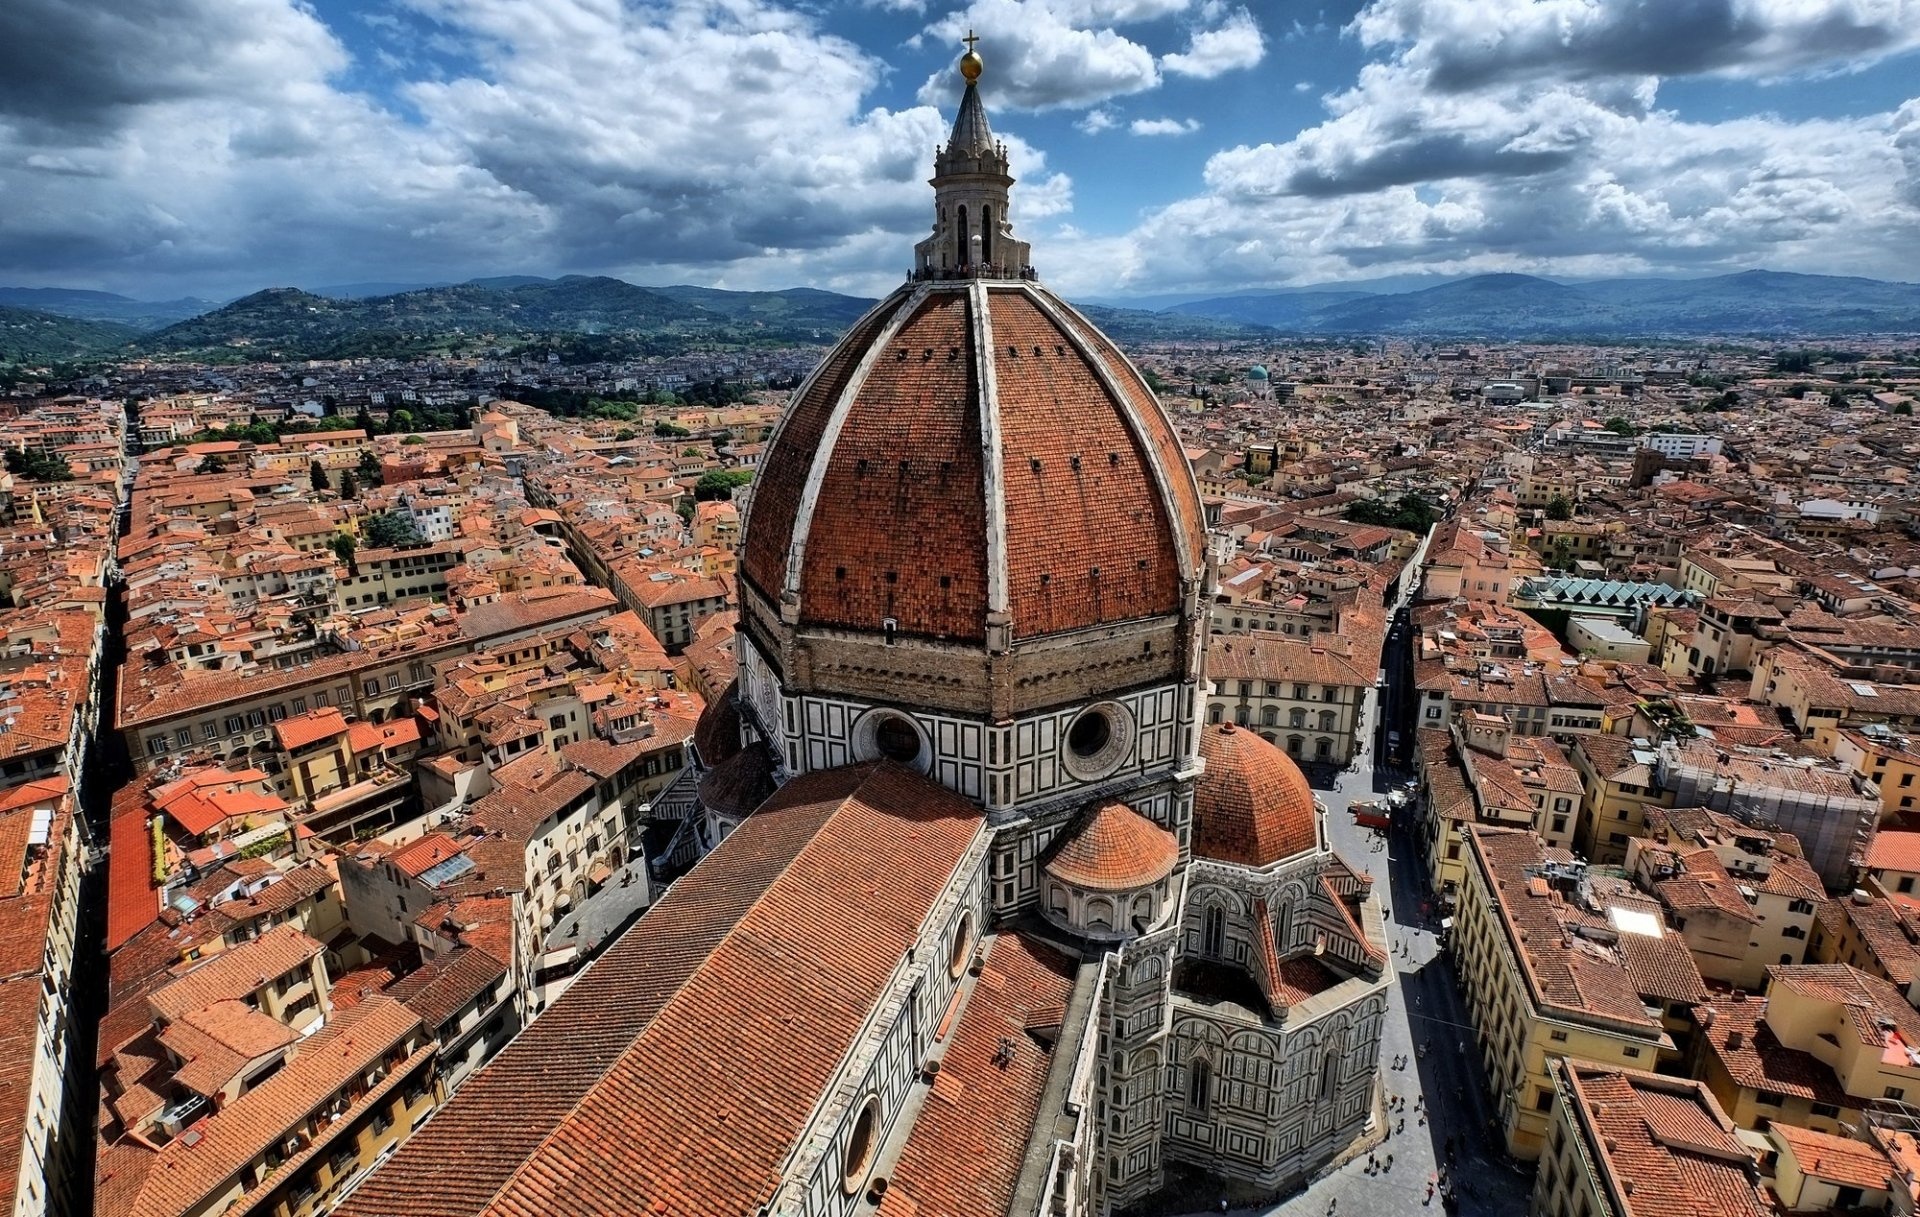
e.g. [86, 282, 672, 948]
[1726, 1030, 1744, 1051]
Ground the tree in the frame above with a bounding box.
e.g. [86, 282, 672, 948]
[309, 460, 330, 494]
[694, 469, 754, 501]
[328, 533, 356, 570]
[361, 510, 424, 549]
[356, 448, 383, 485]
[388, 408, 415, 434]
[1544, 494, 1574, 521]
[1343, 492, 1434, 534]
[1897, 402, 1915, 416]
[339, 470, 359, 500]
[354, 407, 377, 436]
[197, 453, 228, 475]
[3, 449, 73, 482]
[1602, 417, 1637, 436]
[654, 421, 691, 437]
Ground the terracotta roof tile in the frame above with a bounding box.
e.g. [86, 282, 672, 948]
[877, 933, 1079, 1217]
[340, 762, 986, 1217]
[1193, 723, 1319, 867]
[1043, 801, 1177, 891]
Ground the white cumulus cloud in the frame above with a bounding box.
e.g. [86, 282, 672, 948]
[1161, 8, 1265, 78]
[1131, 117, 1202, 135]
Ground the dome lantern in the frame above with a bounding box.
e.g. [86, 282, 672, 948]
[914, 36, 1031, 282]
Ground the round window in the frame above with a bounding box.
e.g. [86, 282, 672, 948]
[948, 911, 974, 977]
[1067, 711, 1111, 759]
[1059, 701, 1134, 782]
[875, 716, 922, 764]
[842, 1094, 882, 1194]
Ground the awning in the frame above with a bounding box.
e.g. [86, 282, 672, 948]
[587, 861, 614, 887]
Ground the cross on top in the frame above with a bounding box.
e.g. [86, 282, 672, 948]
[963, 29, 980, 53]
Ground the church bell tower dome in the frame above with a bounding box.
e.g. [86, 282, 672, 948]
[739, 42, 1204, 691]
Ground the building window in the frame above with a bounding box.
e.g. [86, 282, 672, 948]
[1755, 1090, 1784, 1107]
[948, 911, 974, 978]
[1203, 905, 1225, 956]
[1621, 1046, 1641, 1058]
[841, 1094, 882, 1194]
[1188, 1057, 1211, 1115]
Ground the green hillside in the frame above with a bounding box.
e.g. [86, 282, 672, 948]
[0, 305, 139, 363]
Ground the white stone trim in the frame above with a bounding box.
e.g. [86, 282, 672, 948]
[969, 279, 1011, 622]
[743, 287, 904, 548]
[783, 283, 934, 603]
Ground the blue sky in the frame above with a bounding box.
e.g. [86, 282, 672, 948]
[2, 0, 1918, 301]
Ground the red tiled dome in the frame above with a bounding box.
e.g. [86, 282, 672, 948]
[697, 743, 775, 821]
[1045, 801, 1178, 892]
[1194, 723, 1319, 867]
[739, 284, 1203, 644]
[692, 679, 741, 767]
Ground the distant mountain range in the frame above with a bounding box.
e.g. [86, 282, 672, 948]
[0, 287, 216, 330]
[105, 276, 879, 361]
[1164, 271, 1920, 337]
[3, 269, 1918, 366]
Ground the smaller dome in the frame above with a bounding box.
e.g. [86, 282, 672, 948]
[693, 680, 742, 767]
[697, 744, 776, 822]
[1246, 365, 1269, 380]
[1045, 801, 1178, 892]
[1194, 723, 1319, 867]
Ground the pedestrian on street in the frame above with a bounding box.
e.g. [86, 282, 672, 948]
[1386, 1154, 1394, 1171]
[1397, 1117, 1405, 1134]
[1425, 1182, 1434, 1205]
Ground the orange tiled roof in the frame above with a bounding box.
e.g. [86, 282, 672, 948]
[271, 706, 347, 751]
[878, 933, 1080, 1217]
[1193, 723, 1319, 867]
[338, 762, 986, 1217]
[1770, 1122, 1892, 1192]
[1563, 1061, 1767, 1217]
[1044, 800, 1178, 892]
[148, 925, 323, 1021]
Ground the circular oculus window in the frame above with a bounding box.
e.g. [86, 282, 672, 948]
[948, 910, 974, 977]
[1059, 701, 1134, 781]
[842, 1094, 882, 1194]
[853, 708, 932, 773]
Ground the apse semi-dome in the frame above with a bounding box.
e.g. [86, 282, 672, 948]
[738, 70, 1202, 651]
[1193, 722, 1321, 867]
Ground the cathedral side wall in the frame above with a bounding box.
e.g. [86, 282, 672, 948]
[777, 834, 992, 1217]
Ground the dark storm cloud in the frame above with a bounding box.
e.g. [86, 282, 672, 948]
[1283, 136, 1577, 197]
[1354, 0, 1920, 94]
[0, 0, 342, 137]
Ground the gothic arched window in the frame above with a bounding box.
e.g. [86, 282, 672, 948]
[1188, 1056, 1212, 1115]
[981, 204, 994, 263]
[956, 206, 970, 267]
[1203, 904, 1225, 956]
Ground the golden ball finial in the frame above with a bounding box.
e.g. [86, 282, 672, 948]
[960, 30, 982, 80]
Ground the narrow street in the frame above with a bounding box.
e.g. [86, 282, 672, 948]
[1183, 525, 1530, 1217]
